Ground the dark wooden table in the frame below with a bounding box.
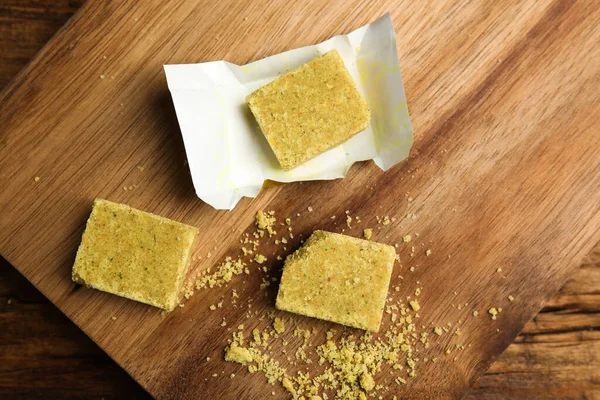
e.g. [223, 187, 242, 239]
[0, 2, 598, 399]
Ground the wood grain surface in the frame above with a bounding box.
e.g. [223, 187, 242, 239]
[0, 1, 599, 399]
[2, 252, 599, 399]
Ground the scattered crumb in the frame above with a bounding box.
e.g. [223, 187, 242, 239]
[254, 254, 267, 264]
[472, 310, 479, 317]
[508, 295, 514, 302]
[360, 372, 375, 391]
[409, 300, 420, 311]
[256, 210, 276, 236]
[282, 377, 296, 396]
[425, 249, 432, 256]
[488, 307, 501, 320]
[189, 256, 247, 293]
[34, 176, 40, 182]
[382, 216, 391, 225]
[273, 317, 285, 334]
[307, 206, 313, 212]
[111, 316, 117, 320]
[225, 343, 253, 364]
[402, 235, 411, 243]
[363, 228, 373, 240]
[496, 268, 502, 273]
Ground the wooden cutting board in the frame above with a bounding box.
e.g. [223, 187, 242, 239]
[0, 1, 598, 398]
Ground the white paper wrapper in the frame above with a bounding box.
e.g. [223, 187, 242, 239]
[165, 13, 413, 210]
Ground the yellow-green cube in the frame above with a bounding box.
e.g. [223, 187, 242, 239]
[276, 230, 395, 331]
[72, 199, 198, 311]
[246, 50, 370, 170]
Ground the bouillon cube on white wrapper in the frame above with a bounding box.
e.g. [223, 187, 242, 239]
[164, 14, 413, 210]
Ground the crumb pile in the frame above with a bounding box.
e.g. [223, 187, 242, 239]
[225, 294, 427, 400]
